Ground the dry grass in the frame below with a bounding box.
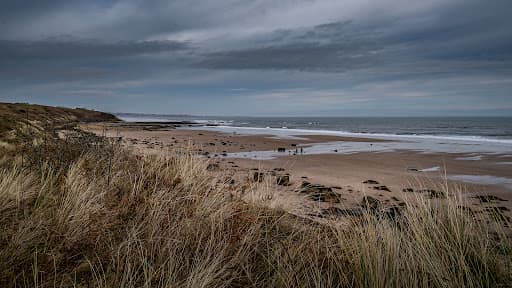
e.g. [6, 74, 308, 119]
[0, 102, 118, 143]
[0, 130, 510, 287]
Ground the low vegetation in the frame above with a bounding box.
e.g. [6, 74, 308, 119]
[0, 104, 510, 287]
[0, 102, 118, 143]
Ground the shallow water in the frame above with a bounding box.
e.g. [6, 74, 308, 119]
[448, 175, 512, 189]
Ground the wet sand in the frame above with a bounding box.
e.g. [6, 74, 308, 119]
[82, 122, 512, 220]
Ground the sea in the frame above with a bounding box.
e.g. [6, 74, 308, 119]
[116, 114, 512, 143]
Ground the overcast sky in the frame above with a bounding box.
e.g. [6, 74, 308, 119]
[1, 0, 511, 116]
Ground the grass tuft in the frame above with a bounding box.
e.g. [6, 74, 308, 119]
[0, 127, 510, 287]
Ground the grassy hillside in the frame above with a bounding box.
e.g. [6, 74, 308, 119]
[0, 104, 510, 287]
[0, 102, 119, 142]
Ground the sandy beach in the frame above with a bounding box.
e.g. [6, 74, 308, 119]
[82, 122, 512, 219]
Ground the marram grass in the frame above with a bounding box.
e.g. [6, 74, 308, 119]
[0, 136, 510, 288]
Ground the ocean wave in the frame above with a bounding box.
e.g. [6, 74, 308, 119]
[192, 119, 234, 125]
[198, 125, 512, 145]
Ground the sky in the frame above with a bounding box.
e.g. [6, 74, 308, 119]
[0, 0, 511, 116]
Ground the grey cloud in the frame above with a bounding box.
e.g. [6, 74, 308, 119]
[199, 42, 382, 72]
[0, 39, 190, 61]
[1, 0, 511, 116]
[198, 21, 384, 72]
[197, 0, 512, 74]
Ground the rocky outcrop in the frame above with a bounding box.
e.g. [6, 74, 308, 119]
[207, 163, 220, 171]
[253, 172, 265, 182]
[300, 181, 340, 203]
[361, 196, 380, 210]
[276, 175, 290, 186]
[373, 185, 391, 192]
[475, 195, 507, 203]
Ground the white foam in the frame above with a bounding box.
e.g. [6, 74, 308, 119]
[456, 155, 483, 161]
[192, 119, 233, 125]
[418, 166, 441, 172]
[183, 125, 512, 145]
[448, 175, 512, 189]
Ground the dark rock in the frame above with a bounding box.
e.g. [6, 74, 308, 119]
[276, 175, 290, 186]
[253, 172, 265, 182]
[274, 168, 285, 171]
[402, 188, 414, 193]
[309, 191, 340, 203]
[206, 163, 220, 171]
[363, 180, 380, 185]
[277, 147, 286, 152]
[373, 185, 391, 192]
[416, 189, 446, 198]
[361, 196, 381, 210]
[382, 206, 403, 219]
[391, 196, 400, 201]
[422, 189, 445, 198]
[476, 195, 507, 203]
[299, 181, 339, 202]
[291, 144, 297, 147]
[300, 182, 332, 194]
[485, 207, 511, 223]
[407, 168, 419, 172]
[429, 190, 446, 198]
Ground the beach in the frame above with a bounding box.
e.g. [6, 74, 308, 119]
[83, 121, 512, 219]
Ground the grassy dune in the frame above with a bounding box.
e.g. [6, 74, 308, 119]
[0, 104, 510, 287]
[0, 102, 118, 143]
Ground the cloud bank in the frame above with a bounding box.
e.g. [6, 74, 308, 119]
[0, 0, 511, 115]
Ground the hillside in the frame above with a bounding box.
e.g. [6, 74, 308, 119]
[0, 102, 119, 141]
